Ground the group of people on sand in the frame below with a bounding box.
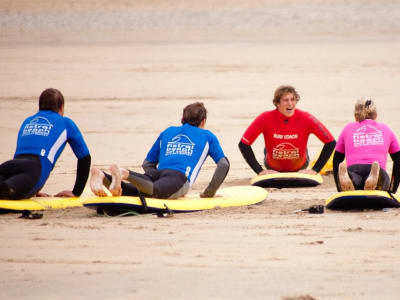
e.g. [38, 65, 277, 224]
[1, 85, 399, 201]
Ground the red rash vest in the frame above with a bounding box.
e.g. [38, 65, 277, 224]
[241, 109, 334, 172]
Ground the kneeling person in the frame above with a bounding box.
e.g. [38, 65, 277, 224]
[91, 102, 229, 199]
[333, 98, 400, 192]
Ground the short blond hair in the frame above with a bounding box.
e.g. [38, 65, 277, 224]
[354, 97, 377, 122]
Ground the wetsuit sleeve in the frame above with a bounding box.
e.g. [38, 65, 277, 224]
[311, 140, 336, 173]
[64, 118, 91, 196]
[332, 150, 345, 192]
[201, 157, 230, 197]
[64, 117, 90, 159]
[207, 132, 225, 163]
[238, 141, 263, 174]
[240, 113, 265, 146]
[145, 134, 161, 164]
[389, 151, 400, 193]
[307, 113, 335, 144]
[72, 154, 91, 196]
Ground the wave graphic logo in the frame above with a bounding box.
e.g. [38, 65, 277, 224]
[272, 142, 299, 160]
[353, 125, 384, 147]
[22, 117, 53, 137]
[166, 134, 195, 156]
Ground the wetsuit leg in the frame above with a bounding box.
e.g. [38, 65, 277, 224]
[347, 164, 390, 190]
[347, 164, 370, 190]
[103, 172, 141, 196]
[152, 169, 188, 199]
[0, 156, 41, 199]
[122, 169, 188, 199]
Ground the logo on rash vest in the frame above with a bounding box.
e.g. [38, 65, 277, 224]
[22, 117, 53, 137]
[353, 125, 384, 147]
[273, 133, 298, 139]
[166, 134, 195, 156]
[272, 142, 300, 160]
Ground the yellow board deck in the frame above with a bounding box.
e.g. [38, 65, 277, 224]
[0, 197, 85, 212]
[83, 186, 268, 214]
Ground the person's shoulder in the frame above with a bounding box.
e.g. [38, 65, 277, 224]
[202, 128, 220, 141]
[376, 121, 395, 133]
[62, 116, 78, 126]
[295, 109, 314, 118]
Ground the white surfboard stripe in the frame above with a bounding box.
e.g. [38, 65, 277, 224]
[47, 129, 67, 164]
[189, 142, 209, 186]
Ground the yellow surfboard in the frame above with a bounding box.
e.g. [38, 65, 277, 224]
[250, 172, 323, 188]
[0, 196, 85, 213]
[83, 186, 268, 215]
[326, 190, 400, 210]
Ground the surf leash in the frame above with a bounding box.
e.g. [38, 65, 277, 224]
[292, 205, 324, 214]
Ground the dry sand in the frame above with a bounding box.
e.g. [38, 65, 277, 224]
[1, 1, 400, 299]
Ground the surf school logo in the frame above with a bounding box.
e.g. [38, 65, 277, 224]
[166, 134, 195, 156]
[353, 125, 384, 147]
[272, 142, 300, 160]
[22, 117, 53, 137]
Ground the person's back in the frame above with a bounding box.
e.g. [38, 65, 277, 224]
[333, 98, 400, 192]
[148, 123, 224, 185]
[0, 88, 91, 199]
[336, 119, 398, 169]
[90, 102, 229, 199]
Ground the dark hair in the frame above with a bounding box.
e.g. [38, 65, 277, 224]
[181, 102, 207, 127]
[272, 85, 300, 107]
[39, 88, 64, 112]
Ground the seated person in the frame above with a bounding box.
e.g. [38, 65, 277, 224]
[333, 98, 400, 192]
[90, 102, 230, 199]
[239, 85, 336, 175]
[0, 88, 91, 200]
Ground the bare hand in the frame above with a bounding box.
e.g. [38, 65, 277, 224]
[258, 169, 278, 176]
[36, 191, 51, 197]
[54, 190, 76, 198]
[200, 191, 214, 198]
[299, 169, 317, 175]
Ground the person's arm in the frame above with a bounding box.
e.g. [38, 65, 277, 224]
[200, 157, 230, 198]
[389, 151, 400, 193]
[238, 141, 263, 174]
[311, 140, 336, 173]
[55, 154, 91, 197]
[332, 150, 345, 192]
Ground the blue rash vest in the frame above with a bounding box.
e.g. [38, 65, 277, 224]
[14, 110, 90, 193]
[145, 123, 225, 186]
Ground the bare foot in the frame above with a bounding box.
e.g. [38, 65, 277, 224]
[299, 169, 317, 175]
[109, 164, 122, 196]
[364, 161, 379, 190]
[259, 169, 278, 175]
[338, 162, 355, 191]
[90, 167, 107, 197]
[119, 167, 129, 180]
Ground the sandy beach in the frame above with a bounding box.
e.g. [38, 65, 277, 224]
[1, 1, 400, 299]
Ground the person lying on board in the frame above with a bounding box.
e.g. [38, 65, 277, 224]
[238, 85, 336, 175]
[333, 98, 400, 192]
[0, 88, 91, 200]
[90, 102, 230, 199]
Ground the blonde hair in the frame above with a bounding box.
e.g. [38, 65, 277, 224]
[354, 97, 377, 122]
